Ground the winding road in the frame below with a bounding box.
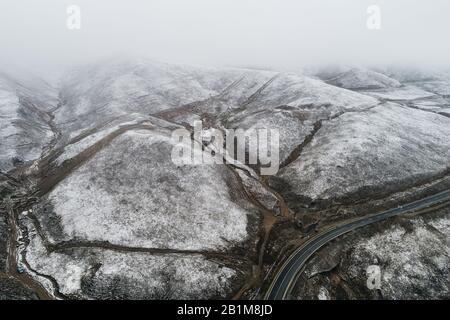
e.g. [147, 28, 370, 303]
[264, 189, 450, 300]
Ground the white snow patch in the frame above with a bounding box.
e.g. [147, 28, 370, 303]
[318, 287, 330, 300]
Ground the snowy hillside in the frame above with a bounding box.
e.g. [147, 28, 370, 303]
[1, 59, 450, 300]
[319, 67, 402, 90]
[274, 103, 450, 202]
[0, 72, 57, 172]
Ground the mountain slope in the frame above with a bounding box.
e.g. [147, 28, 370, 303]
[0, 72, 58, 172]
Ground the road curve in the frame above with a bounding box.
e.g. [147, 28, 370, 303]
[264, 189, 450, 300]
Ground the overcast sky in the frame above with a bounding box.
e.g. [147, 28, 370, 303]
[1, 0, 449, 75]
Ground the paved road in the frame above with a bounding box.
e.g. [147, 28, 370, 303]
[264, 189, 450, 300]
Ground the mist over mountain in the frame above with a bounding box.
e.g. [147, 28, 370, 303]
[2, 0, 450, 77]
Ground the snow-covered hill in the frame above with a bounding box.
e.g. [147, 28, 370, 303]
[1, 59, 450, 299]
[0, 72, 57, 172]
[319, 67, 402, 90]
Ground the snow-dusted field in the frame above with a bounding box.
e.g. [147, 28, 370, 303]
[349, 215, 450, 299]
[36, 129, 256, 251]
[275, 103, 450, 201]
[24, 219, 237, 299]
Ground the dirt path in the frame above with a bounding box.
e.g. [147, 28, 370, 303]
[4, 202, 53, 299]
